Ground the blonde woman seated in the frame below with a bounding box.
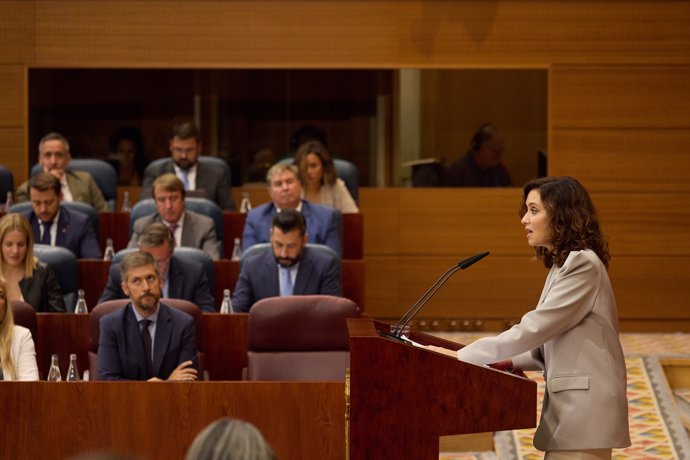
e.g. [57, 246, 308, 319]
[294, 140, 359, 213]
[0, 277, 39, 381]
[0, 214, 65, 312]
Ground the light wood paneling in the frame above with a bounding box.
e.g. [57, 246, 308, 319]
[0, 1, 34, 63]
[0, 65, 26, 127]
[362, 189, 690, 257]
[0, 127, 28, 185]
[550, 129, 690, 193]
[31, 2, 690, 67]
[551, 66, 690, 129]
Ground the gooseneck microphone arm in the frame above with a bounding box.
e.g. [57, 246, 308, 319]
[392, 251, 490, 338]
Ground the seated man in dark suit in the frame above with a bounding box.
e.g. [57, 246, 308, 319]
[102, 223, 215, 312]
[97, 250, 198, 381]
[140, 120, 236, 210]
[232, 209, 342, 312]
[242, 163, 342, 256]
[129, 173, 220, 260]
[21, 172, 101, 259]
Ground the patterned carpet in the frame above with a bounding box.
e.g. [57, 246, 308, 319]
[436, 333, 690, 460]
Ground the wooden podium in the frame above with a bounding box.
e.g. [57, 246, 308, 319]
[347, 318, 537, 459]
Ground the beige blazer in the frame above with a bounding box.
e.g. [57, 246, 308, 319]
[457, 250, 630, 451]
[2, 326, 39, 381]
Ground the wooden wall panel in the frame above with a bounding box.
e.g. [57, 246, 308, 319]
[0, 1, 34, 64]
[31, 2, 690, 68]
[0, 66, 26, 127]
[550, 66, 690, 129]
[0, 127, 28, 186]
[550, 129, 690, 193]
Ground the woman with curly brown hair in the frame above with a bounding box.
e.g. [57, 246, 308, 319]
[428, 176, 630, 459]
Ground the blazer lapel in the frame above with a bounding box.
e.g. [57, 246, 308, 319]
[293, 249, 313, 295]
[181, 213, 195, 247]
[262, 253, 280, 297]
[152, 305, 172, 377]
[166, 259, 183, 299]
[55, 207, 70, 247]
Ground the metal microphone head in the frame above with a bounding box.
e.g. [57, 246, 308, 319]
[457, 251, 490, 269]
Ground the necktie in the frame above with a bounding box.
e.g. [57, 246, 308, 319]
[280, 267, 294, 296]
[179, 170, 190, 190]
[168, 223, 178, 247]
[40, 221, 52, 245]
[140, 319, 154, 378]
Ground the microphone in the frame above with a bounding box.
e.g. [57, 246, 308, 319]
[391, 251, 489, 338]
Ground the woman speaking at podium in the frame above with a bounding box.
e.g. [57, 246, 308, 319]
[428, 176, 630, 459]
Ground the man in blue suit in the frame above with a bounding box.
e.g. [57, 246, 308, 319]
[233, 209, 342, 312]
[97, 250, 198, 381]
[242, 163, 341, 256]
[100, 223, 215, 312]
[23, 172, 101, 259]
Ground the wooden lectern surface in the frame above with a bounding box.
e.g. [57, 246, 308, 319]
[347, 318, 537, 460]
[0, 382, 345, 460]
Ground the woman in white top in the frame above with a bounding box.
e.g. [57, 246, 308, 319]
[0, 276, 39, 381]
[294, 140, 359, 214]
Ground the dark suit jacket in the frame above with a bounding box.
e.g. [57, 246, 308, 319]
[98, 255, 216, 312]
[97, 303, 198, 381]
[128, 210, 220, 260]
[231, 246, 342, 312]
[140, 159, 236, 210]
[22, 206, 102, 259]
[18, 262, 66, 312]
[241, 200, 342, 257]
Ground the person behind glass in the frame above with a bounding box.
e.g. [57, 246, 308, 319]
[129, 173, 220, 260]
[21, 172, 102, 259]
[0, 276, 39, 381]
[444, 123, 512, 187]
[97, 250, 198, 381]
[109, 126, 148, 186]
[185, 417, 275, 460]
[15, 132, 108, 211]
[427, 177, 630, 459]
[100, 223, 215, 312]
[293, 140, 358, 213]
[0, 213, 65, 312]
[232, 209, 342, 313]
[241, 164, 341, 256]
[140, 120, 236, 211]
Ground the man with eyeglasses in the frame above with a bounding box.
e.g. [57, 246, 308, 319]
[16, 132, 108, 211]
[129, 173, 220, 260]
[242, 163, 341, 256]
[102, 222, 215, 312]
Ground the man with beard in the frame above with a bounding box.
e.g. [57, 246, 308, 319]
[232, 209, 341, 312]
[140, 121, 236, 210]
[97, 250, 199, 381]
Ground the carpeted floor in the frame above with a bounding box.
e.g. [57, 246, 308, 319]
[436, 333, 690, 460]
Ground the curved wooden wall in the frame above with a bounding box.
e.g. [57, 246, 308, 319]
[1, 1, 689, 330]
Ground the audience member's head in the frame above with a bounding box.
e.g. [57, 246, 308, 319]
[0, 275, 17, 378]
[137, 223, 175, 279]
[265, 163, 302, 210]
[38, 132, 72, 177]
[110, 126, 147, 183]
[294, 140, 337, 189]
[0, 213, 37, 277]
[270, 209, 308, 268]
[170, 121, 202, 171]
[185, 418, 276, 460]
[152, 173, 186, 225]
[120, 250, 161, 317]
[289, 124, 328, 154]
[469, 123, 505, 170]
[28, 172, 62, 224]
